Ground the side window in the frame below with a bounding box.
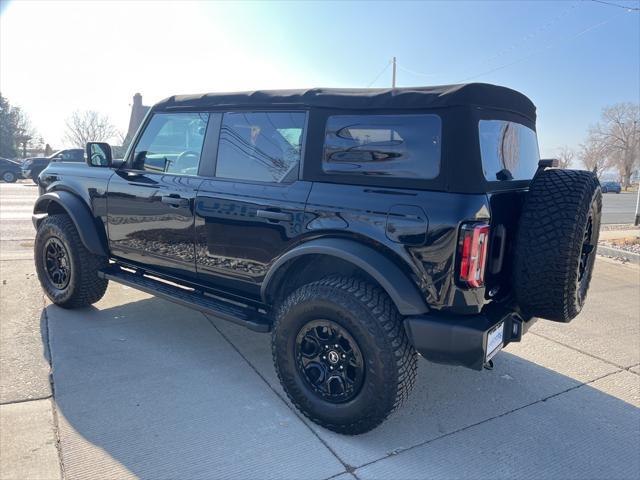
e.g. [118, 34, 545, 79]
[131, 112, 209, 176]
[63, 150, 83, 162]
[215, 112, 305, 183]
[323, 114, 441, 179]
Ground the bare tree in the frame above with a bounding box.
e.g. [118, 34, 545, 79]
[64, 110, 118, 147]
[111, 130, 129, 159]
[13, 107, 38, 158]
[579, 135, 610, 178]
[555, 145, 575, 169]
[589, 103, 639, 189]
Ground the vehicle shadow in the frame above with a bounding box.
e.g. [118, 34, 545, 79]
[40, 296, 640, 480]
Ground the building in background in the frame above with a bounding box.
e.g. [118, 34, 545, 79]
[125, 93, 150, 147]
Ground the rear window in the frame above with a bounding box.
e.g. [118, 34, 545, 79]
[479, 120, 539, 181]
[323, 114, 441, 179]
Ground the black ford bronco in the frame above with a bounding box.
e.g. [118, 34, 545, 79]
[33, 84, 601, 434]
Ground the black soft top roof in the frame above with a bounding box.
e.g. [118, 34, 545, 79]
[154, 83, 536, 121]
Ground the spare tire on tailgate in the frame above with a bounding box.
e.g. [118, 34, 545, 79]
[514, 168, 601, 322]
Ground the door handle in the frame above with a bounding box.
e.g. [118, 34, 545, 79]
[161, 195, 189, 207]
[256, 209, 292, 222]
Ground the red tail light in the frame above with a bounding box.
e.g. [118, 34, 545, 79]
[458, 223, 490, 288]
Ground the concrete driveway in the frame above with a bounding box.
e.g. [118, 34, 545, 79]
[1, 182, 639, 479]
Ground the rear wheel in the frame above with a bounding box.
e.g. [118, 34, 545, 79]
[35, 214, 108, 308]
[2, 171, 17, 183]
[514, 169, 601, 322]
[272, 276, 417, 435]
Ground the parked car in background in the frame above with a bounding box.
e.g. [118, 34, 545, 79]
[0, 157, 22, 183]
[21, 149, 84, 183]
[601, 181, 621, 193]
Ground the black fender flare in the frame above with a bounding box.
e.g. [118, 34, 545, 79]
[261, 238, 429, 316]
[33, 191, 108, 257]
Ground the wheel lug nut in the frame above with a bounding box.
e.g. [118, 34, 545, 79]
[330, 366, 333, 370]
[334, 344, 338, 348]
[342, 354, 346, 358]
[339, 365, 343, 370]
[322, 356, 326, 360]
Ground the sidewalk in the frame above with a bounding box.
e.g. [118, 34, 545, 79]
[599, 227, 639, 240]
[0, 259, 61, 480]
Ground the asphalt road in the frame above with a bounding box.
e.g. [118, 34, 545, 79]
[601, 191, 639, 224]
[1, 181, 639, 480]
[0, 181, 38, 260]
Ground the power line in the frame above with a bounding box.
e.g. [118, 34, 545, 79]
[396, 63, 437, 78]
[456, 10, 629, 83]
[465, 2, 581, 73]
[400, 2, 580, 84]
[591, 0, 640, 11]
[367, 61, 391, 88]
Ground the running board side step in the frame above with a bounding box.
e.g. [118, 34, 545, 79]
[98, 266, 271, 333]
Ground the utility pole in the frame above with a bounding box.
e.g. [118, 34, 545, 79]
[392, 57, 397, 89]
[634, 184, 639, 226]
[635, 120, 639, 226]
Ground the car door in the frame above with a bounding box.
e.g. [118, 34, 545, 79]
[107, 111, 212, 279]
[194, 111, 310, 298]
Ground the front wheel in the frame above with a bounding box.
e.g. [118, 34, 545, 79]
[35, 214, 108, 308]
[272, 276, 417, 435]
[2, 171, 17, 183]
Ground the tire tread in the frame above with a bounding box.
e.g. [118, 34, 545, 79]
[272, 275, 417, 434]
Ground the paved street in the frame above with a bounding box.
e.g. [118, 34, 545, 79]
[0, 181, 38, 260]
[601, 191, 639, 225]
[1, 181, 639, 479]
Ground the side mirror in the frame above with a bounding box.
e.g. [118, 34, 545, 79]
[86, 142, 112, 167]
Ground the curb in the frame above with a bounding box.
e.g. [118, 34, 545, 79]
[597, 245, 640, 265]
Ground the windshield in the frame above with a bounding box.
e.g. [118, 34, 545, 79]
[479, 120, 539, 181]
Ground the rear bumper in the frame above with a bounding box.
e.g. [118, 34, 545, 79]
[404, 305, 536, 371]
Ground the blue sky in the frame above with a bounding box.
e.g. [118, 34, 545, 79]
[1, 0, 639, 158]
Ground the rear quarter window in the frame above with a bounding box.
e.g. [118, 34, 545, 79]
[479, 120, 539, 181]
[323, 114, 441, 179]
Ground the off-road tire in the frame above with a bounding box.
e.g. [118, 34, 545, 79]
[514, 169, 601, 322]
[35, 214, 108, 308]
[2, 171, 17, 183]
[272, 276, 417, 435]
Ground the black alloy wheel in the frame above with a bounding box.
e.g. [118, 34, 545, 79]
[578, 214, 594, 286]
[34, 214, 109, 308]
[272, 276, 418, 434]
[43, 237, 71, 290]
[295, 320, 365, 403]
